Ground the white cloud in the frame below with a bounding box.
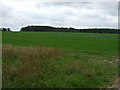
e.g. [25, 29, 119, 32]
[0, 0, 118, 31]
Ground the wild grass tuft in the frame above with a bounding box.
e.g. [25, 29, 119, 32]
[2, 45, 63, 87]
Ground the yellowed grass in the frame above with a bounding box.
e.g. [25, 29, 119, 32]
[2, 45, 63, 81]
[65, 61, 95, 78]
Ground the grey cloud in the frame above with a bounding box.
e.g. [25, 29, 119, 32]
[0, 1, 13, 18]
[0, 1, 118, 30]
[95, 2, 118, 16]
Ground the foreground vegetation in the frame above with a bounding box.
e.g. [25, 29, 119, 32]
[2, 32, 118, 88]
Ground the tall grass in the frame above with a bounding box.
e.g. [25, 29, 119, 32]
[2, 45, 118, 88]
[2, 32, 118, 88]
[2, 45, 63, 86]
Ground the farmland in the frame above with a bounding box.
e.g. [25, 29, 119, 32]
[2, 32, 118, 88]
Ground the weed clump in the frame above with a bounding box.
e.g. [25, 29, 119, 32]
[2, 45, 63, 83]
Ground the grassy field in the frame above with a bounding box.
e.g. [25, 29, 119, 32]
[2, 32, 118, 88]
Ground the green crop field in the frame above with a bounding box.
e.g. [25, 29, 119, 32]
[2, 32, 118, 88]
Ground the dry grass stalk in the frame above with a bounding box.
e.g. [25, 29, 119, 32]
[2, 45, 63, 81]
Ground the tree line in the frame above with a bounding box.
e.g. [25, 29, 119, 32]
[21, 25, 119, 34]
[0, 28, 11, 31]
[0, 26, 119, 34]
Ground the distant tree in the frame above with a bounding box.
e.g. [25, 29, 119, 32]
[20, 25, 119, 34]
[7, 28, 11, 31]
[2, 28, 7, 31]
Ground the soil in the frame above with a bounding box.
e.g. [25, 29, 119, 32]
[106, 76, 120, 89]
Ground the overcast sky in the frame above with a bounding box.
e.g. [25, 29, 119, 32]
[0, 0, 118, 31]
